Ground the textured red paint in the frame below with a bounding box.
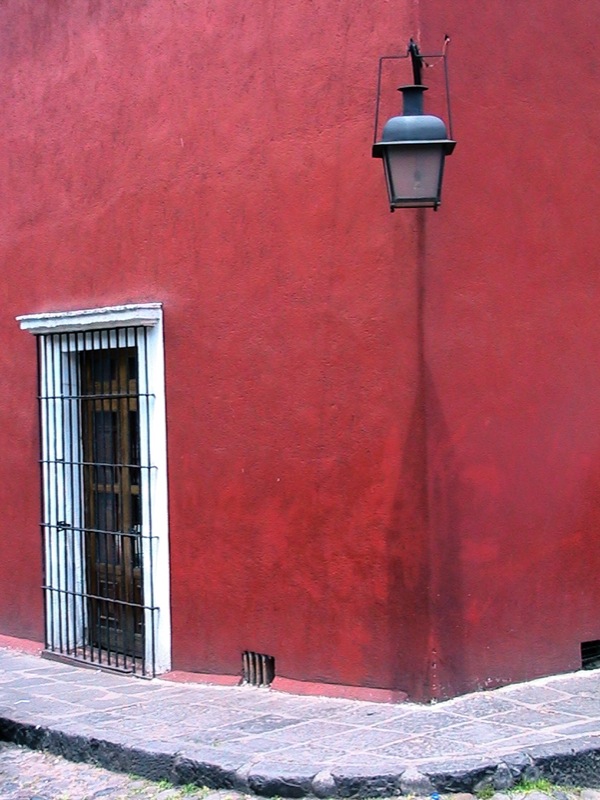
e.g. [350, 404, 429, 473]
[0, 634, 43, 656]
[419, 1, 600, 697]
[0, 0, 431, 699]
[1, 0, 599, 701]
[271, 676, 408, 704]
[161, 671, 240, 687]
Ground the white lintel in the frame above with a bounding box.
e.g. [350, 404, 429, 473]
[16, 303, 162, 334]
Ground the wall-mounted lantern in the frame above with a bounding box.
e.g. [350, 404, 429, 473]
[372, 38, 456, 211]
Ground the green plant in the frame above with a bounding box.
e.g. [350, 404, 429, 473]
[477, 777, 580, 799]
[512, 778, 556, 793]
[180, 784, 201, 796]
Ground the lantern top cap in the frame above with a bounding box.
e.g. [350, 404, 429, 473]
[374, 113, 454, 150]
[373, 79, 454, 155]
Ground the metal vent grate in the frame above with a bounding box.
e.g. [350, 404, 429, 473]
[242, 651, 275, 686]
[581, 640, 600, 670]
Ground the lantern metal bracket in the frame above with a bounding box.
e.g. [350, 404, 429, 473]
[373, 35, 453, 148]
[408, 38, 423, 85]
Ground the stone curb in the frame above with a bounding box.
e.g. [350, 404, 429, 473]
[3, 715, 600, 797]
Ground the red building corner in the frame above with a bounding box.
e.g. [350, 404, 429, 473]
[1, 0, 599, 702]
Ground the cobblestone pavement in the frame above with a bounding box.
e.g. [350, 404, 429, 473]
[0, 741, 244, 799]
[4, 742, 600, 800]
[4, 648, 600, 796]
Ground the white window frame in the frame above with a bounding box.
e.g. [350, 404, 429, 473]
[17, 303, 171, 674]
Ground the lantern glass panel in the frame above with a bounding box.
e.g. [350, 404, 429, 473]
[384, 144, 445, 207]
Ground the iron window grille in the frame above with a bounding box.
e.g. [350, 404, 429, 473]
[36, 326, 159, 676]
[18, 305, 169, 676]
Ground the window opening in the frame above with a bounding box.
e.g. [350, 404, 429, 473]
[36, 326, 158, 675]
[80, 346, 144, 664]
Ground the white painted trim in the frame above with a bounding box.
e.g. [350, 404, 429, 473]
[17, 303, 162, 334]
[19, 304, 171, 674]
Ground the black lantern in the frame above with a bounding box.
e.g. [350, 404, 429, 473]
[372, 39, 456, 211]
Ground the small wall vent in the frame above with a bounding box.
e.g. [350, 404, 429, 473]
[242, 651, 275, 687]
[581, 640, 600, 670]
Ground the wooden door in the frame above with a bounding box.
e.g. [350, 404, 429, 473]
[80, 347, 143, 659]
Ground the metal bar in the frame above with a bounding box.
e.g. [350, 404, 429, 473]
[51, 334, 64, 655]
[140, 326, 153, 675]
[84, 330, 93, 666]
[42, 649, 136, 674]
[67, 334, 77, 656]
[114, 329, 124, 673]
[38, 392, 153, 400]
[97, 330, 112, 668]
[39, 522, 157, 541]
[40, 584, 157, 610]
[38, 458, 157, 471]
[260, 654, 267, 686]
[71, 331, 85, 664]
[59, 335, 71, 655]
[373, 56, 385, 147]
[38, 336, 52, 652]
[373, 53, 409, 146]
[443, 46, 453, 140]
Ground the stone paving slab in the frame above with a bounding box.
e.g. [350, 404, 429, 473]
[7, 741, 600, 800]
[2, 648, 600, 796]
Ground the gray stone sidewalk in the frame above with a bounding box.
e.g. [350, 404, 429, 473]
[2, 648, 600, 797]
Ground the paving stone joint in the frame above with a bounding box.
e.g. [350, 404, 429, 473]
[3, 649, 600, 797]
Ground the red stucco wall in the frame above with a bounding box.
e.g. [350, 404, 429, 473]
[0, 0, 435, 698]
[419, 1, 600, 698]
[2, 0, 600, 701]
